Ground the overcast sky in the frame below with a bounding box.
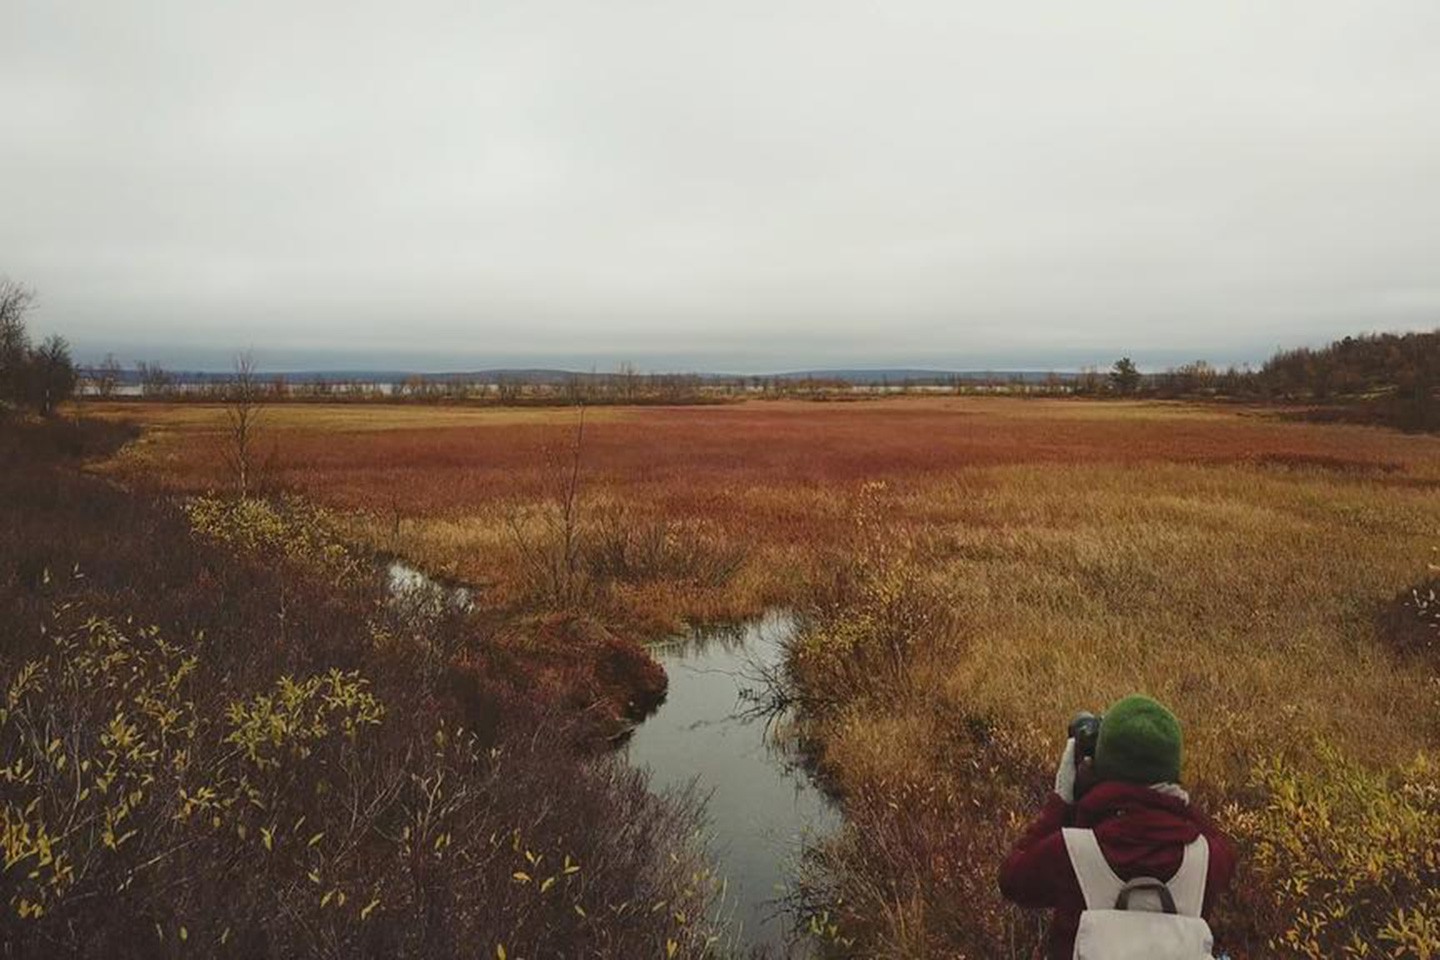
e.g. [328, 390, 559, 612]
[3, 1, 1438, 372]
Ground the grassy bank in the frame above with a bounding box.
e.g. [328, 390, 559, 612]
[0, 416, 726, 958]
[787, 466, 1440, 957]
[89, 396, 1440, 956]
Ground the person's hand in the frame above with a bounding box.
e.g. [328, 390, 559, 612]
[1053, 738, 1077, 803]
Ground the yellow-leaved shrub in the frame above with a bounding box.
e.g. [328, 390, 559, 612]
[185, 494, 366, 584]
[1226, 748, 1440, 959]
[0, 602, 383, 935]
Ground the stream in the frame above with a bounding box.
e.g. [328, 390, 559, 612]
[386, 558, 475, 611]
[625, 611, 839, 957]
[385, 562, 838, 956]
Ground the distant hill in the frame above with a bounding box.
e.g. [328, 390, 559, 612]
[98, 368, 586, 386]
[91, 366, 1075, 386]
[768, 369, 1069, 385]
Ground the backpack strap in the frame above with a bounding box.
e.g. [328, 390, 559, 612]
[1167, 835, 1210, 917]
[1063, 828, 1211, 917]
[1062, 828, 1124, 909]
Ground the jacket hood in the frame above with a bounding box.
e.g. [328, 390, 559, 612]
[1075, 780, 1204, 871]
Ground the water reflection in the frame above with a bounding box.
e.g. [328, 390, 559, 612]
[626, 611, 838, 958]
[649, 619, 753, 660]
[385, 559, 474, 612]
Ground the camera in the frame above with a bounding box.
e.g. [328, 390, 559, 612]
[1068, 711, 1102, 760]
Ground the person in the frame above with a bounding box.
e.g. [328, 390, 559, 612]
[998, 694, 1236, 959]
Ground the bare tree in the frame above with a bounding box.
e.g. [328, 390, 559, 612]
[32, 336, 77, 416]
[562, 373, 588, 405]
[136, 361, 174, 397]
[505, 405, 590, 606]
[0, 280, 35, 409]
[557, 404, 586, 600]
[92, 353, 123, 398]
[496, 374, 523, 404]
[223, 352, 264, 497]
[0, 281, 77, 416]
[616, 361, 639, 403]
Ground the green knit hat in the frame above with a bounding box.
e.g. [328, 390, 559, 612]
[1093, 694, 1183, 784]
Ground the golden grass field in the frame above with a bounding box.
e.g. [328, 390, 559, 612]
[89, 396, 1440, 775]
[89, 396, 1440, 956]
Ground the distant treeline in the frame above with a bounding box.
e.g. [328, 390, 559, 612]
[72, 329, 1440, 430]
[77, 362, 1071, 404]
[1079, 330, 1438, 431]
[82, 364, 734, 406]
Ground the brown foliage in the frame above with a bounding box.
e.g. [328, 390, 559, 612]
[445, 613, 668, 749]
[1380, 572, 1440, 665]
[0, 417, 722, 958]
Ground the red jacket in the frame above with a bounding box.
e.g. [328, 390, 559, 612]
[998, 781, 1236, 959]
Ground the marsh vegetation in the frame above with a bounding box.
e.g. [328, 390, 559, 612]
[0, 419, 727, 958]
[10, 394, 1440, 957]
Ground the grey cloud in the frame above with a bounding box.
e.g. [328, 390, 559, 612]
[3, 1, 1438, 372]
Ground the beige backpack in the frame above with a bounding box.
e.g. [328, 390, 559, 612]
[1062, 827, 1215, 960]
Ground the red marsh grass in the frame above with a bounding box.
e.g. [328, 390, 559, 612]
[89, 396, 1440, 956]
[90, 396, 1438, 609]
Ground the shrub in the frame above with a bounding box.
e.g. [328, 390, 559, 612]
[585, 507, 748, 589]
[1383, 574, 1440, 665]
[788, 482, 951, 710]
[184, 494, 367, 587]
[1225, 748, 1440, 958]
[794, 723, 1049, 959]
[0, 602, 386, 949]
[504, 501, 750, 616]
[0, 599, 726, 958]
[0, 420, 731, 957]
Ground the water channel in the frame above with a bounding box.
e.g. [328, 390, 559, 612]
[625, 611, 839, 957]
[385, 563, 838, 956]
[386, 558, 475, 611]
